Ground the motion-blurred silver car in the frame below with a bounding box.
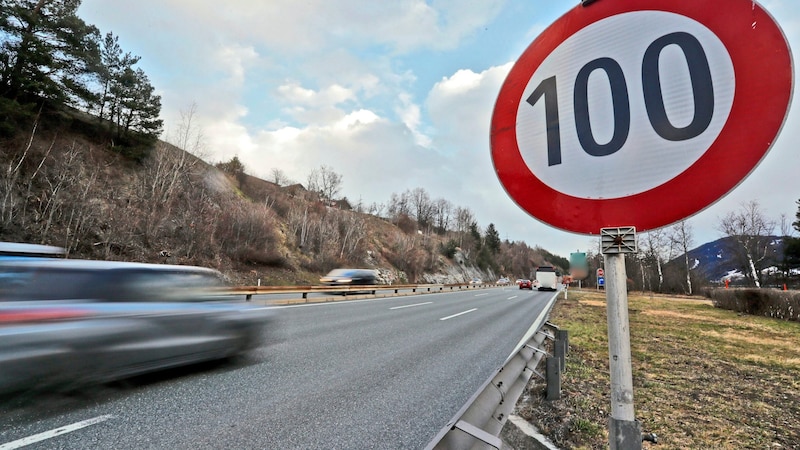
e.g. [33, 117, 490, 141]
[0, 259, 272, 395]
[319, 268, 378, 294]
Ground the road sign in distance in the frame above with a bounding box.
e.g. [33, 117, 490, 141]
[570, 252, 589, 280]
[491, 0, 793, 235]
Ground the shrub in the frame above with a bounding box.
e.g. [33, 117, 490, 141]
[233, 248, 290, 268]
[709, 288, 800, 322]
[439, 239, 458, 259]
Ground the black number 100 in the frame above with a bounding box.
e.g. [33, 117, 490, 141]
[526, 32, 715, 167]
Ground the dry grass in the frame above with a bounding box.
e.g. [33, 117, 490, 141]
[517, 289, 800, 449]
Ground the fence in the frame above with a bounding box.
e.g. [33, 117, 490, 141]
[229, 281, 494, 301]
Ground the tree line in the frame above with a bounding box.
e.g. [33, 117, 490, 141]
[0, 0, 162, 158]
[218, 156, 570, 281]
[582, 200, 800, 295]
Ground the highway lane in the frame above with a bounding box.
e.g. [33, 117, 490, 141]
[0, 287, 557, 449]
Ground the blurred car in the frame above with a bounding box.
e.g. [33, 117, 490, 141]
[496, 277, 510, 285]
[469, 277, 482, 285]
[320, 268, 377, 294]
[519, 279, 533, 290]
[515, 278, 523, 285]
[0, 242, 65, 260]
[0, 259, 272, 395]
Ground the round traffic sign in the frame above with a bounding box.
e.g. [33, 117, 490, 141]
[491, 0, 793, 235]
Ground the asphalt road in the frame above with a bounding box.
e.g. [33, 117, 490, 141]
[0, 286, 555, 449]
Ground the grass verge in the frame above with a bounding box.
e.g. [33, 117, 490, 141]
[517, 289, 800, 449]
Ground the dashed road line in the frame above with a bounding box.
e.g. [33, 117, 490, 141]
[0, 415, 114, 450]
[439, 308, 478, 321]
[390, 302, 433, 310]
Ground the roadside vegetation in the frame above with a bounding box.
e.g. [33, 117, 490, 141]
[519, 289, 800, 449]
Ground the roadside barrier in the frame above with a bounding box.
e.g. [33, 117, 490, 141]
[229, 282, 494, 301]
[425, 291, 563, 449]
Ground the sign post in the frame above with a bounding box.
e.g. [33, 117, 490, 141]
[601, 227, 638, 448]
[490, 0, 792, 448]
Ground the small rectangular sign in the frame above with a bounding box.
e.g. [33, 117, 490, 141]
[601, 227, 637, 254]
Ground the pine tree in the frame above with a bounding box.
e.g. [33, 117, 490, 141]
[96, 31, 140, 123]
[0, 0, 100, 106]
[485, 223, 501, 254]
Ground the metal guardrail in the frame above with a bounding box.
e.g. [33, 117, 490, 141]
[230, 282, 495, 300]
[424, 291, 561, 449]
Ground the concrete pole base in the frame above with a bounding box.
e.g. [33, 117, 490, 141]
[608, 417, 642, 450]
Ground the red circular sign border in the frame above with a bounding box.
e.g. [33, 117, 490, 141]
[491, 0, 793, 235]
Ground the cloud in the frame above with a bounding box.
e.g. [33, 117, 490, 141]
[77, 0, 800, 259]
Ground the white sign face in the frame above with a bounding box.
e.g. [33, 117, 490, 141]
[517, 11, 735, 199]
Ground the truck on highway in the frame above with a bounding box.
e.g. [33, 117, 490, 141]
[535, 266, 559, 291]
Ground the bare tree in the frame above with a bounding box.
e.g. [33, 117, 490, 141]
[387, 191, 411, 219]
[410, 187, 434, 230]
[1, 119, 42, 226]
[640, 228, 669, 292]
[337, 211, 366, 261]
[172, 103, 206, 158]
[287, 204, 312, 250]
[133, 105, 204, 243]
[307, 165, 342, 202]
[371, 201, 386, 217]
[716, 200, 776, 287]
[454, 206, 475, 247]
[270, 168, 292, 186]
[669, 220, 695, 295]
[433, 198, 453, 235]
[37, 143, 83, 241]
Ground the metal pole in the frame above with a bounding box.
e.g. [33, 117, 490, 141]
[605, 253, 641, 449]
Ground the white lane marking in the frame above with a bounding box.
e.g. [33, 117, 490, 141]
[439, 308, 478, 321]
[474, 293, 489, 297]
[0, 415, 114, 450]
[390, 302, 433, 310]
[507, 296, 518, 300]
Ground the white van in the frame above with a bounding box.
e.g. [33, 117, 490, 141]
[535, 266, 558, 291]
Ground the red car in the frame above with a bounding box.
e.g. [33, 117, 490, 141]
[519, 279, 533, 290]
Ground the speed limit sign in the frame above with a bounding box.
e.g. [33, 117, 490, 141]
[491, 0, 792, 235]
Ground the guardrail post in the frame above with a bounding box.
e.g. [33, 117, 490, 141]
[557, 329, 569, 355]
[546, 357, 561, 400]
[246, 294, 252, 301]
[554, 336, 566, 373]
[555, 329, 569, 372]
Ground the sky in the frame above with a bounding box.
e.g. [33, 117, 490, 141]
[76, 0, 799, 260]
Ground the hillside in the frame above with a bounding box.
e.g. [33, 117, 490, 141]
[672, 236, 785, 283]
[0, 112, 563, 286]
